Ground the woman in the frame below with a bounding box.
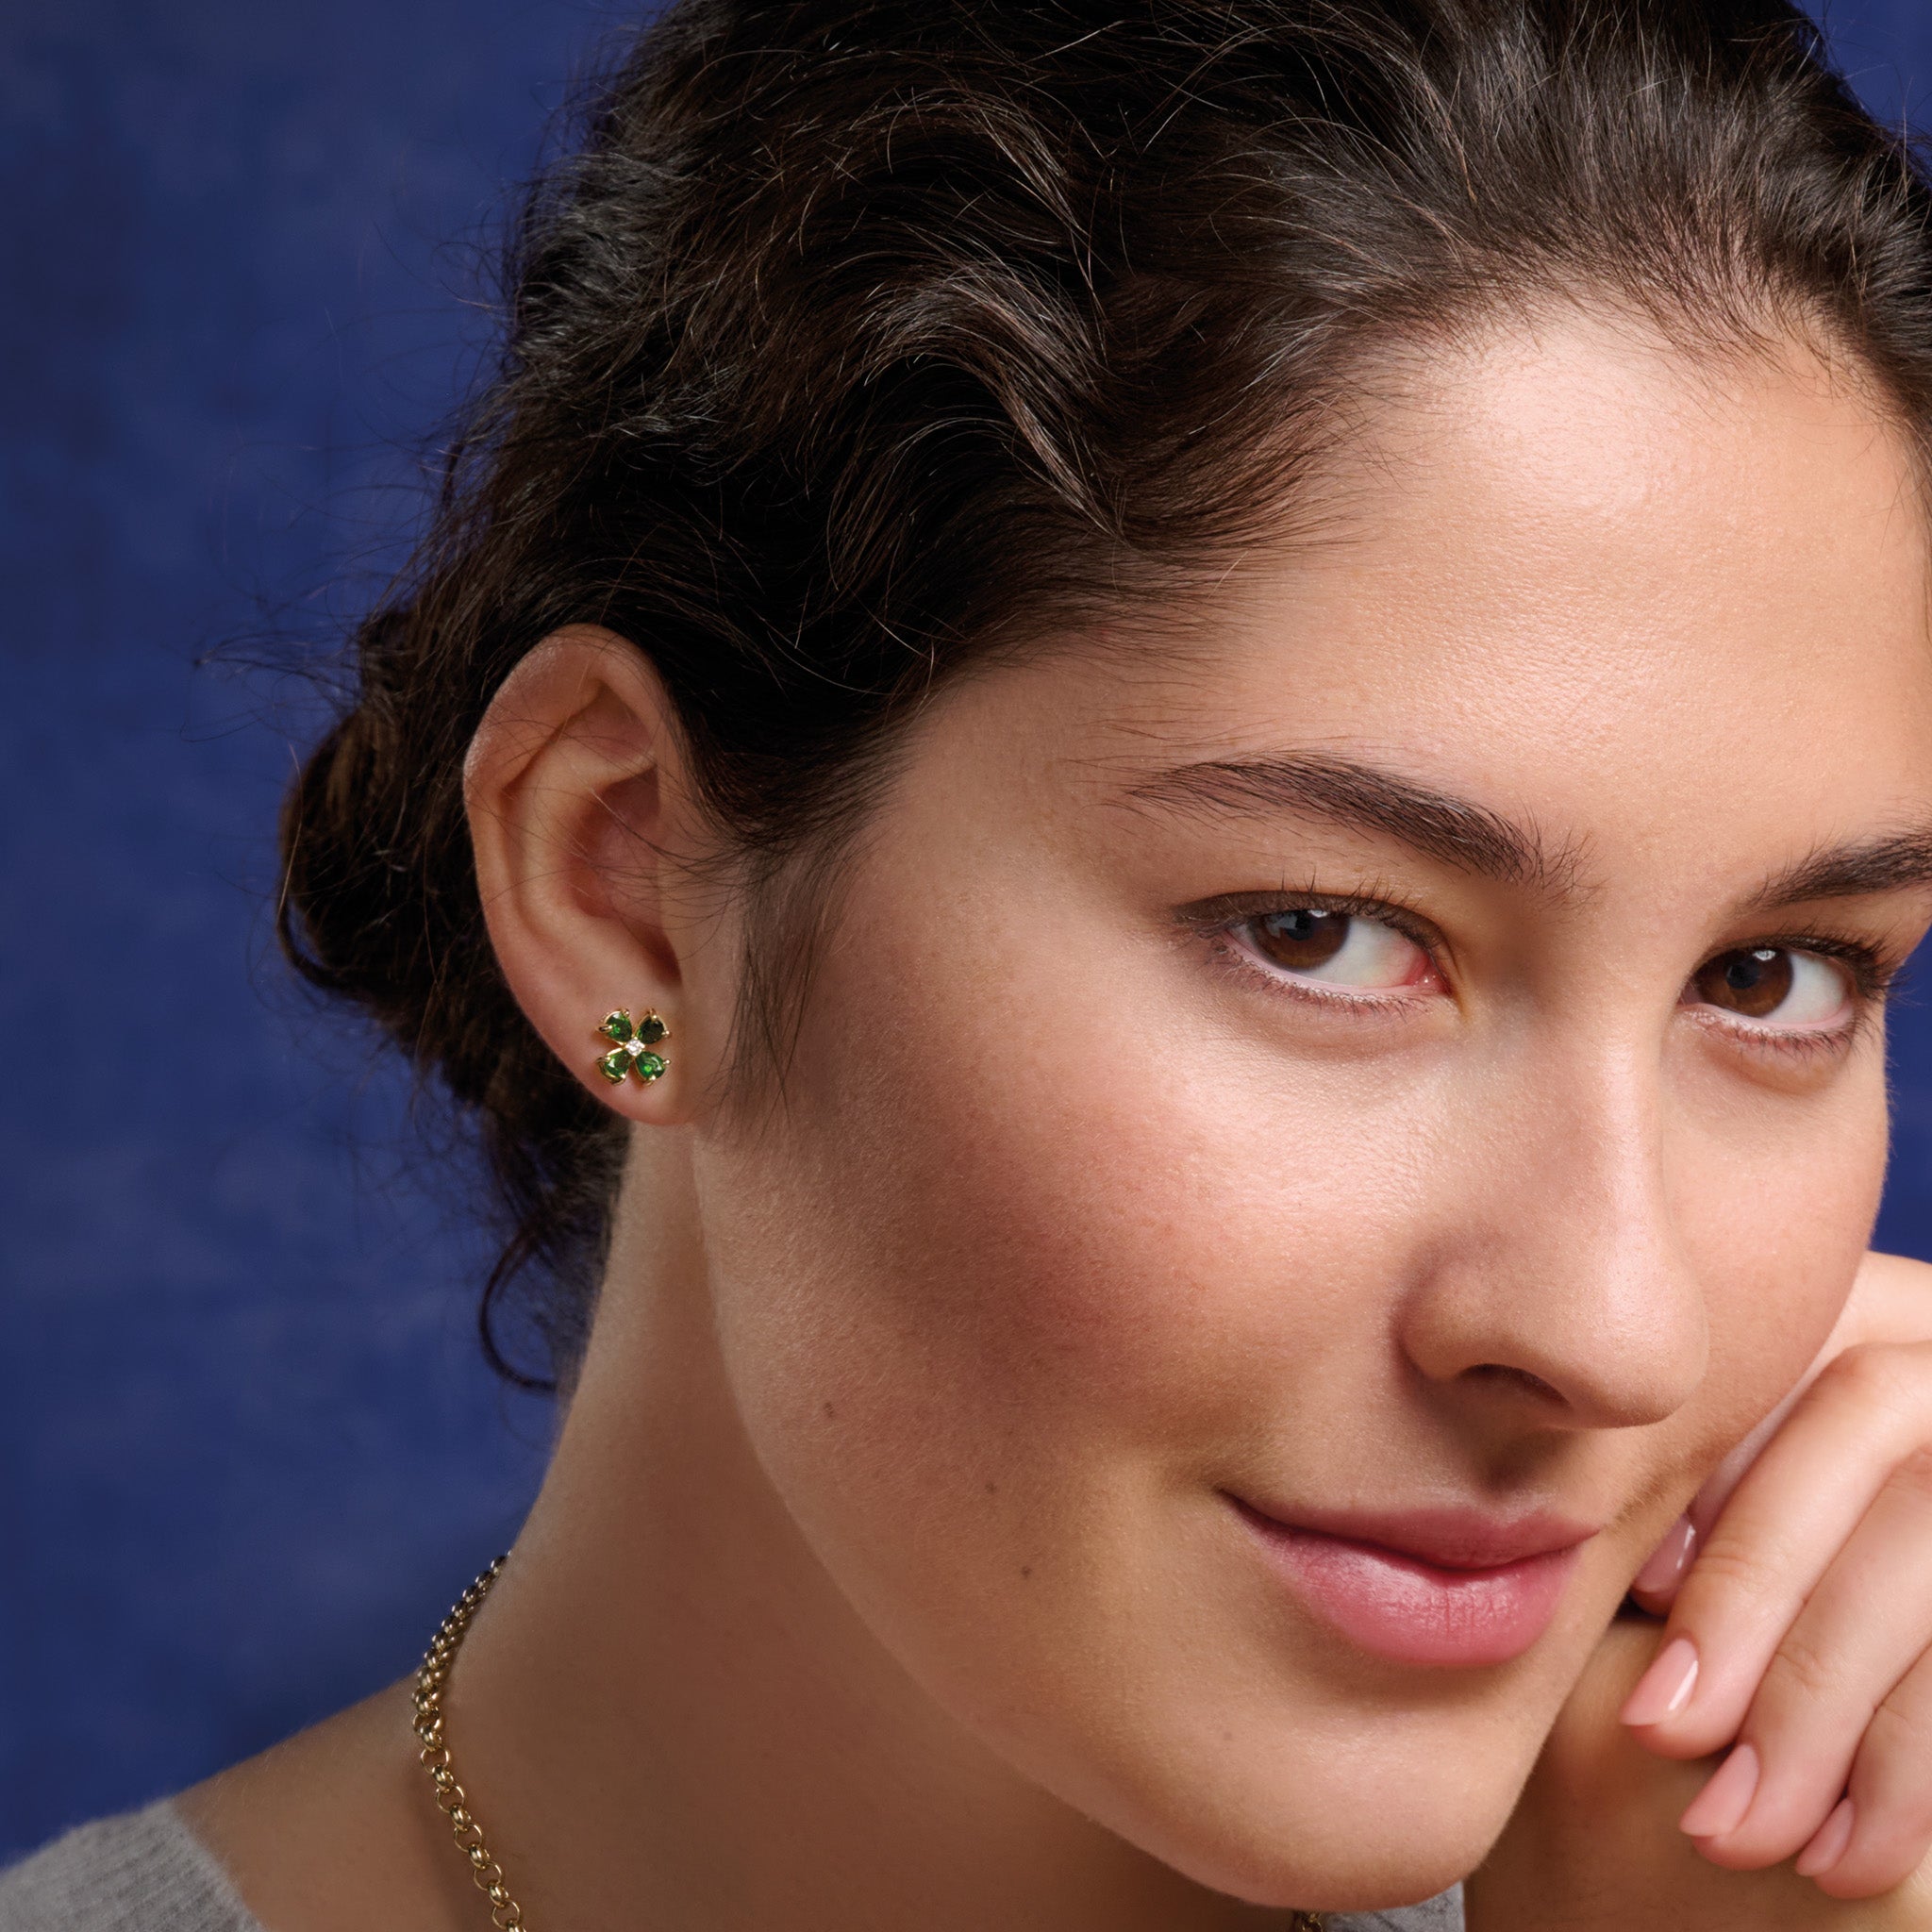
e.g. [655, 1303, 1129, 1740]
[12, 0, 1932, 1924]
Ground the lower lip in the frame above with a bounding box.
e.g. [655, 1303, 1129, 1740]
[1236, 1506, 1581, 1668]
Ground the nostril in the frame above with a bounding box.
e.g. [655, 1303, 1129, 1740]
[1463, 1362, 1565, 1404]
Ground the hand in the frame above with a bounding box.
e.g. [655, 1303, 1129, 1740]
[1617, 1251, 1932, 1901]
[1468, 1621, 1932, 1930]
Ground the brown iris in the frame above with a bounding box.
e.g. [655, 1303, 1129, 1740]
[1691, 946, 1792, 1019]
[1249, 908, 1352, 972]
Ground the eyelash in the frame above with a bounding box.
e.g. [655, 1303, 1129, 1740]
[1176, 886, 1443, 1018]
[1687, 935, 1890, 1061]
[1174, 890, 1899, 1052]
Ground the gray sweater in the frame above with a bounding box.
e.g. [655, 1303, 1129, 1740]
[0, 1807, 255, 1932]
[0, 1802, 1463, 1930]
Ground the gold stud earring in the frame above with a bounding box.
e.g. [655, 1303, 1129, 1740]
[594, 1008, 669, 1085]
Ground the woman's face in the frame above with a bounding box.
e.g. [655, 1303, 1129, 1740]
[684, 310, 1932, 1909]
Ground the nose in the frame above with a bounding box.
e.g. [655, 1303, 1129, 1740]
[1395, 1044, 1707, 1432]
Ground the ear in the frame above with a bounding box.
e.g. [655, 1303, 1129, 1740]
[462, 625, 723, 1124]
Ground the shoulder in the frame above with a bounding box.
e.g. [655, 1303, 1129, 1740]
[0, 1802, 261, 1932]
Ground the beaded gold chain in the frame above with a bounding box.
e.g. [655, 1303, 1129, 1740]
[415, 1555, 1324, 1932]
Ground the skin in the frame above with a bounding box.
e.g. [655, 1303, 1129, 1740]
[1475, 1615, 1932, 1930]
[184, 304, 1932, 1926]
[1614, 1251, 1932, 1897]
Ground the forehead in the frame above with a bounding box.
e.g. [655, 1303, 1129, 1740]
[1062, 308, 1932, 868]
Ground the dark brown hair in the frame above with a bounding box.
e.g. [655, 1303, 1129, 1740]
[278, 0, 1932, 1388]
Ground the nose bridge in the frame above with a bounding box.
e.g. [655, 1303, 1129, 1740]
[1400, 1024, 1709, 1431]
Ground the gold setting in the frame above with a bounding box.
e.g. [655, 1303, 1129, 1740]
[594, 1008, 670, 1085]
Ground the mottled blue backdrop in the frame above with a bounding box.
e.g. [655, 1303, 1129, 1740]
[5, 0, 1932, 1861]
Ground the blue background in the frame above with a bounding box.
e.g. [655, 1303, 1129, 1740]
[4, 0, 1932, 1861]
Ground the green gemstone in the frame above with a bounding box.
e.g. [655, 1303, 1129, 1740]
[636, 1013, 666, 1046]
[597, 1048, 631, 1083]
[598, 1011, 634, 1044]
[630, 1052, 666, 1083]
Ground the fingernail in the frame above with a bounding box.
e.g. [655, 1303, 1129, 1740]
[1796, 1798, 1856, 1879]
[1632, 1515, 1699, 1603]
[1680, 1741, 1761, 1840]
[1621, 1635, 1700, 1727]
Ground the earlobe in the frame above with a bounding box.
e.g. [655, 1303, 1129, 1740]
[461, 625, 706, 1124]
[594, 1007, 672, 1087]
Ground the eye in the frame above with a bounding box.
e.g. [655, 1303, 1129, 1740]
[1686, 945, 1853, 1030]
[1238, 907, 1434, 991]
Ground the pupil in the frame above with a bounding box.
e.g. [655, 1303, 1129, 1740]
[1252, 908, 1350, 971]
[1698, 946, 1791, 1020]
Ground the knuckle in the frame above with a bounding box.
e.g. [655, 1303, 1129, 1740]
[1884, 1442, 1932, 1509]
[1852, 1695, 1932, 1833]
[1755, 1624, 1861, 1712]
[1680, 1531, 1790, 1609]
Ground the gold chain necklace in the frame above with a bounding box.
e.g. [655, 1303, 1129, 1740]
[414, 1556, 1323, 1932]
[414, 1557, 529, 1930]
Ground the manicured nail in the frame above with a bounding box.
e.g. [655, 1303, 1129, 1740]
[1796, 1798, 1856, 1879]
[1632, 1515, 1698, 1602]
[1621, 1635, 1700, 1726]
[1681, 1742, 1761, 1840]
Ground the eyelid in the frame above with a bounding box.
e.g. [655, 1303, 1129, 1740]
[1174, 889, 1450, 1006]
[1821, 934, 1893, 985]
[1174, 886, 1444, 958]
[1682, 999, 1870, 1062]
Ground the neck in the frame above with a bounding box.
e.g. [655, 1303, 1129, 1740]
[447, 1128, 1292, 1931]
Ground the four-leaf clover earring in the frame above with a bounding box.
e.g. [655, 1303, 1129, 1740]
[594, 1008, 670, 1085]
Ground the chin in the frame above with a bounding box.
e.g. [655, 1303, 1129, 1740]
[997, 1685, 1533, 1918]
[1057, 1656, 1564, 1916]
[1225, 1822, 1499, 1917]
[1161, 1777, 1514, 1916]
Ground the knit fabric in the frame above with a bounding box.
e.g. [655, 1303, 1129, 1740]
[0, 1805, 257, 1932]
[1337, 1890, 1464, 1931]
[0, 1800, 1462, 1930]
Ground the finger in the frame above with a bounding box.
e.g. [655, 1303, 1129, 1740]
[1671, 1443, 1932, 1870]
[1620, 1341, 1932, 1759]
[1806, 1641, 1932, 1899]
[1628, 1512, 1698, 1615]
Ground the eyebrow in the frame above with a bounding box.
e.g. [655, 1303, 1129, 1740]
[1122, 753, 1574, 893]
[1123, 752, 1932, 912]
[1744, 832, 1932, 912]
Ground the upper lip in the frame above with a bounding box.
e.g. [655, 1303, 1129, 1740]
[1229, 1495, 1603, 1572]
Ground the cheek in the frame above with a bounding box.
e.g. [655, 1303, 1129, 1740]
[708, 901, 1410, 1519]
[1668, 1055, 1888, 1455]
[692, 855, 1489, 1714]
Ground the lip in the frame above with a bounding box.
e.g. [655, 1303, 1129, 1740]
[1230, 1496, 1599, 1668]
